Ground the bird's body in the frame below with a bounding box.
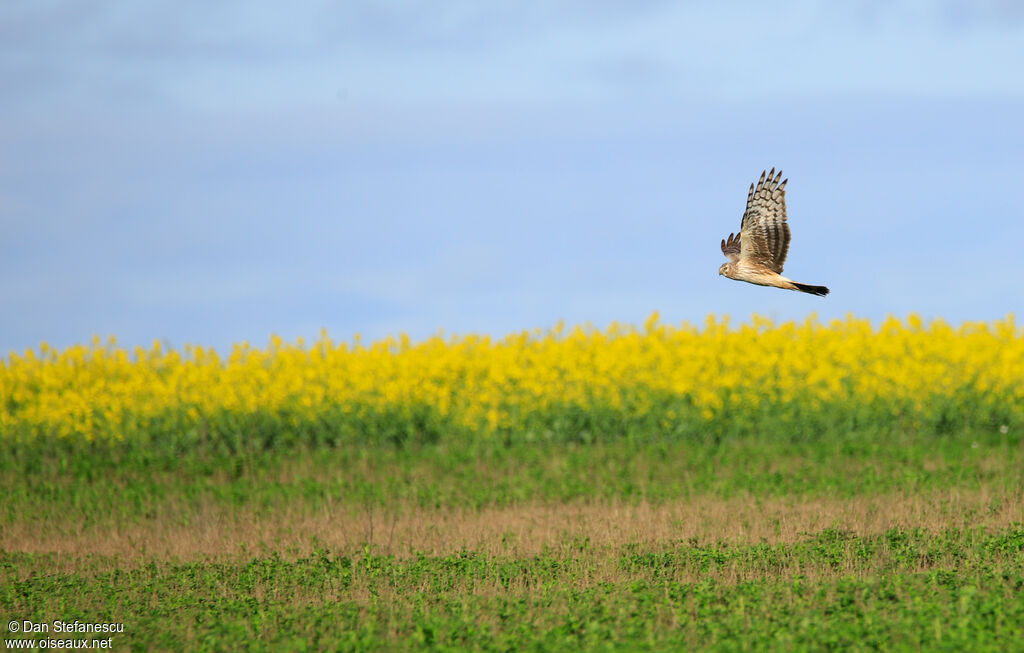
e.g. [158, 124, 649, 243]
[718, 169, 829, 296]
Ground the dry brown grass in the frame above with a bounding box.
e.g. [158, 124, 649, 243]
[4, 486, 1021, 566]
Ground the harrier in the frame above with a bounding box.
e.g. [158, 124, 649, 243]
[719, 168, 829, 296]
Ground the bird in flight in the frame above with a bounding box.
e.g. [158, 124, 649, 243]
[719, 168, 829, 296]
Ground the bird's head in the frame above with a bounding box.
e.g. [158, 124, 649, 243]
[718, 263, 728, 276]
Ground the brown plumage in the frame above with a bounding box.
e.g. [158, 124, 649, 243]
[718, 169, 829, 296]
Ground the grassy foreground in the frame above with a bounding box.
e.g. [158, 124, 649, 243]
[4, 525, 1024, 651]
[3, 431, 1023, 651]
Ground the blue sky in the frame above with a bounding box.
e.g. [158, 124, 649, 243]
[2, 1, 1022, 353]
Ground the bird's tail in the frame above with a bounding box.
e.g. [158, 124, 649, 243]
[792, 282, 830, 296]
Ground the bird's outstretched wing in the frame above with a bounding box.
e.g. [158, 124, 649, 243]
[738, 168, 790, 273]
[720, 232, 741, 262]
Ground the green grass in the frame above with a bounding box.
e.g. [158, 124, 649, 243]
[2, 428, 1023, 650]
[4, 527, 1023, 651]
[2, 429, 1021, 522]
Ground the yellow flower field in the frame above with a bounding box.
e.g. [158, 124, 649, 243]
[1, 313, 1021, 444]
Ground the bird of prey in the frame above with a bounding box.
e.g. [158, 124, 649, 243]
[719, 168, 829, 296]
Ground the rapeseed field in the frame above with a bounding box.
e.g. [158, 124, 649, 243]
[2, 313, 1021, 447]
